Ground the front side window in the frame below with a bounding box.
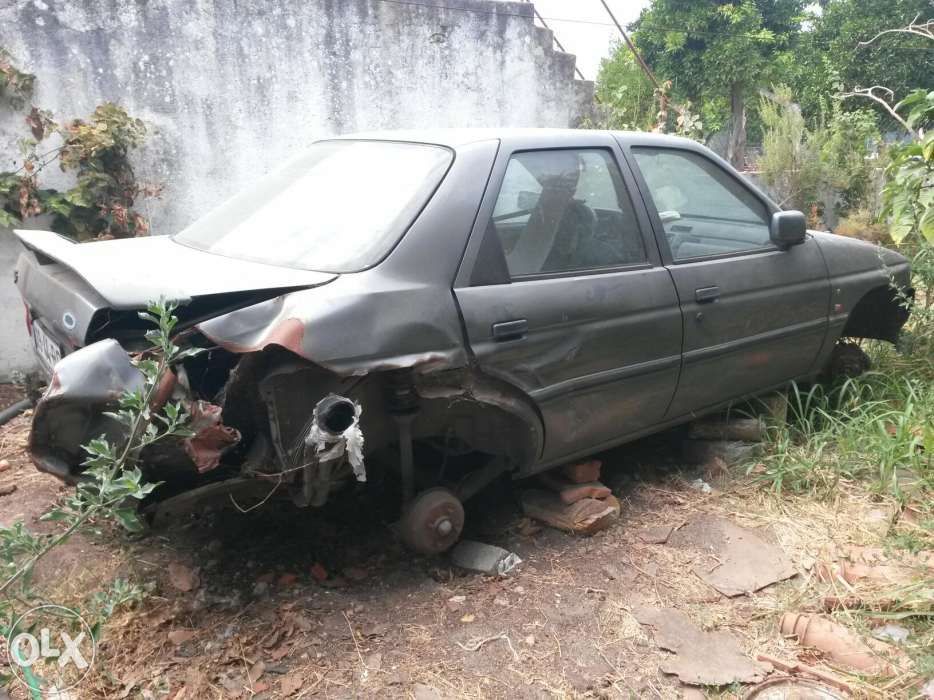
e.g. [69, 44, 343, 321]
[489, 149, 646, 277]
[174, 140, 452, 273]
[632, 148, 772, 261]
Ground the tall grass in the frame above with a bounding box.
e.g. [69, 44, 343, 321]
[759, 247, 934, 499]
[759, 367, 932, 497]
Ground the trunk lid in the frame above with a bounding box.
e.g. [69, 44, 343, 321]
[14, 230, 337, 363]
[14, 230, 337, 308]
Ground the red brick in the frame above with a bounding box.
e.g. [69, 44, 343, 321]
[561, 459, 602, 484]
[540, 472, 610, 504]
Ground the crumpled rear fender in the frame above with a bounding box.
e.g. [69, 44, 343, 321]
[29, 339, 143, 482]
[195, 275, 468, 377]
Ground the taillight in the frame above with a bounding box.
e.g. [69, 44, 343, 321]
[24, 303, 33, 336]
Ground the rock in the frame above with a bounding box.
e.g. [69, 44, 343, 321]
[634, 606, 769, 685]
[873, 623, 910, 644]
[561, 459, 602, 484]
[449, 540, 522, 576]
[521, 490, 620, 535]
[668, 516, 796, 597]
[688, 479, 712, 494]
[0, 459, 10, 472]
[539, 472, 611, 504]
[0, 484, 16, 497]
[637, 524, 675, 544]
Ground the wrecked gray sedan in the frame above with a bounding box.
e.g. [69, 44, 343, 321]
[14, 129, 912, 553]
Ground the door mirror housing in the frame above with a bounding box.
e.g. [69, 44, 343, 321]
[770, 210, 807, 249]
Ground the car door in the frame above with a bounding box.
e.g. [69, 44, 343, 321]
[453, 135, 682, 469]
[625, 144, 831, 418]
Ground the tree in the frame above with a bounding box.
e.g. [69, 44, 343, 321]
[630, 0, 805, 167]
[788, 0, 934, 128]
[594, 41, 657, 131]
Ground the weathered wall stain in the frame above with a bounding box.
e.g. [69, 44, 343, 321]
[0, 0, 591, 235]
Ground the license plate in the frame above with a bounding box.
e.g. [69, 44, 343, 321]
[33, 323, 63, 373]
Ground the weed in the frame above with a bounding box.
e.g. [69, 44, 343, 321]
[757, 364, 932, 498]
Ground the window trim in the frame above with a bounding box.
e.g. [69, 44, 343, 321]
[627, 145, 779, 265]
[489, 146, 650, 282]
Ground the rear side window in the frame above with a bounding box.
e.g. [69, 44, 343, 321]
[489, 149, 645, 277]
[174, 140, 452, 273]
[632, 148, 772, 261]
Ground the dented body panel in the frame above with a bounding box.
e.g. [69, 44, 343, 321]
[13, 129, 912, 508]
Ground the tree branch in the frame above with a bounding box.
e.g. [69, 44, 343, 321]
[858, 14, 934, 47]
[838, 86, 917, 137]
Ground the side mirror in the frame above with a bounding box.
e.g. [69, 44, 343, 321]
[770, 210, 807, 249]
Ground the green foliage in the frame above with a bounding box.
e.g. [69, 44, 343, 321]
[594, 42, 657, 131]
[818, 107, 883, 214]
[0, 300, 200, 602]
[633, 0, 803, 98]
[757, 87, 880, 220]
[630, 0, 805, 152]
[0, 48, 158, 240]
[757, 368, 933, 497]
[86, 578, 152, 639]
[883, 90, 934, 244]
[758, 86, 824, 211]
[0, 47, 34, 109]
[788, 0, 934, 128]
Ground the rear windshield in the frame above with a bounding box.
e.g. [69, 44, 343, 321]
[174, 140, 453, 273]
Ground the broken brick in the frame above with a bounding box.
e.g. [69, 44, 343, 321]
[540, 473, 611, 504]
[560, 459, 602, 484]
[521, 489, 620, 535]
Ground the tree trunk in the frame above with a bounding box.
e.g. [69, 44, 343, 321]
[727, 82, 746, 170]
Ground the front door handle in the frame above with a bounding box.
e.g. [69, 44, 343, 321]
[695, 286, 720, 304]
[492, 319, 528, 342]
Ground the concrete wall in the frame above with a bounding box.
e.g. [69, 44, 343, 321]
[0, 0, 591, 378]
[0, 229, 36, 379]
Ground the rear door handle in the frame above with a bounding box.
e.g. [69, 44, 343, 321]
[492, 319, 528, 342]
[695, 286, 720, 303]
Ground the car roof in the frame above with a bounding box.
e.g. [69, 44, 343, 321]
[332, 128, 701, 151]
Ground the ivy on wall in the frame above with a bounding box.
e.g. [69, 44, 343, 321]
[0, 48, 160, 239]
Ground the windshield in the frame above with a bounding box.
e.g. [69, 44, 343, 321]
[174, 140, 453, 273]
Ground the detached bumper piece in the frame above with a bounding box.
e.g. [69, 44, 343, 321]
[28, 339, 240, 484]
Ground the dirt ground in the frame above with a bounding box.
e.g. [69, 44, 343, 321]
[0, 396, 927, 699]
